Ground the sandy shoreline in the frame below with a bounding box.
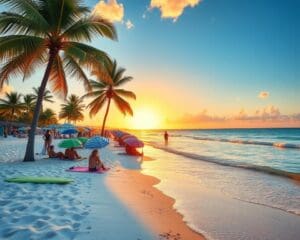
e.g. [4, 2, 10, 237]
[107, 168, 205, 240]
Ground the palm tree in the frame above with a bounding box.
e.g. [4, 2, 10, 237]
[19, 94, 35, 123]
[59, 94, 85, 123]
[32, 87, 54, 112]
[0, 0, 117, 161]
[0, 92, 24, 121]
[39, 108, 57, 126]
[23, 94, 35, 113]
[83, 59, 136, 136]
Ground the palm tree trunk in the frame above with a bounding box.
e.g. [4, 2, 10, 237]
[101, 98, 111, 136]
[23, 52, 57, 162]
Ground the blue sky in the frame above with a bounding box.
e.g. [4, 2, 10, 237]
[0, 0, 299, 128]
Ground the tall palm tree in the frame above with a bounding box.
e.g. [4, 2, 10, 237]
[59, 94, 85, 123]
[39, 108, 57, 126]
[32, 87, 54, 112]
[83, 59, 136, 136]
[0, 92, 25, 121]
[0, 0, 117, 161]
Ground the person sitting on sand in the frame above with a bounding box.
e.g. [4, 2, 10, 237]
[65, 147, 81, 160]
[88, 149, 107, 172]
[48, 145, 65, 159]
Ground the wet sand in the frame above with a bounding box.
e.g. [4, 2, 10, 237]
[107, 168, 205, 240]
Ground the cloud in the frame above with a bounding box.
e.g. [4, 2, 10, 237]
[169, 110, 226, 124]
[258, 91, 269, 99]
[168, 106, 300, 126]
[0, 84, 13, 97]
[92, 0, 124, 23]
[125, 20, 134, 29]
[234, 106, 290, 122]
[150, 0, 201, 21]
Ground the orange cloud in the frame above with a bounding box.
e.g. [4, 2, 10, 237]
[0, 84, 13, 97]
[258, 91, 269, 99]
[150, 0, 201, 21]
[168, 106, 300, 128]
[92, 0, 124, 23]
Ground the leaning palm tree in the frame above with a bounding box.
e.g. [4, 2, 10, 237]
[59, 94, 85, 123]
[32, 87, 54, 112]
[0, 0, 117, 161]
[83, 59, 136, 136]
[0, 92, 25, 121]
[39, 108, 58, 126]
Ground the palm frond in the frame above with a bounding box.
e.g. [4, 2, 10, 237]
[87, 93, 106, 117]
[49, 54, 67, 98]
[0, 38, 46, 88]
[0, 0, 49, 29]
[62, 16, 117, 42]
[0, 12, 46, 35]
[64, 55, 91, 91]
[114, 89, 136, 100]
[114, 76, 133, 87]
[112, 93, 133, 116]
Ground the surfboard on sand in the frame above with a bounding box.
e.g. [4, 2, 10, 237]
[5, 177, 73, 184]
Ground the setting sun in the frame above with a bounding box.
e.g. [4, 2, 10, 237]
[129, 109, 160, 129]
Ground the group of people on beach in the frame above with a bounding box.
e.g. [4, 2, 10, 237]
[43, 130, 107, 172]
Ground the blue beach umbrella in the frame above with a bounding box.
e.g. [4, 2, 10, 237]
[47, 124, 59, 129]
[60, 123, 75, 129]
[85, 136, 109, 149]
[61, 128, 78, 134]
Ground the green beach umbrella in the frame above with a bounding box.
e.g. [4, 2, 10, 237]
[77, 137, 88, 144]
[58, 139, 82, 148]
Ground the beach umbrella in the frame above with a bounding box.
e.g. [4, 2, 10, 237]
[124, 138, 144, 148]
[18, 127, 30, 132]
[58, 139, 82, 148]
[85, 136, 109, 149]
[47, 124, 59, 129]
[114, 130, 127, 138]
[60, 123, 75, 129]
[120, 134, 134, 141]
[61, 128, 78, 134]
[77, 137, 88, 144]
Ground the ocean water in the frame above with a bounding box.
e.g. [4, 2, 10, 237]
[133, 128, 300, 240]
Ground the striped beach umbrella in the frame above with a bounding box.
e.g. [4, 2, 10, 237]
[85, 136, 109, 149]
[124, 138, 144, 148]
[61, 128, 78, 134]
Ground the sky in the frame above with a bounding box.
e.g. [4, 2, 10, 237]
[0, 0, 299, 129]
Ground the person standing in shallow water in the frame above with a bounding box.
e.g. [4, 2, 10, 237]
[164, 131, 169, 144]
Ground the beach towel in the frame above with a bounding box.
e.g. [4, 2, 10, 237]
[66, 166, 110, 174]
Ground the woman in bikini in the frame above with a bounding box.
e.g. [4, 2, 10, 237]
[88, 149, 107, 172]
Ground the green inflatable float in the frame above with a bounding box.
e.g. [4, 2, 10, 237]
[5, 176, 73, 184]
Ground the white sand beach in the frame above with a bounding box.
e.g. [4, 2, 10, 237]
[0, 136, 204, 240]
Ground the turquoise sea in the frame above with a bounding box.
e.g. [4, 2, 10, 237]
[133, 128, 300, 240]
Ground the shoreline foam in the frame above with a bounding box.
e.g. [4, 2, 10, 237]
[146, 141, 300, 182]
